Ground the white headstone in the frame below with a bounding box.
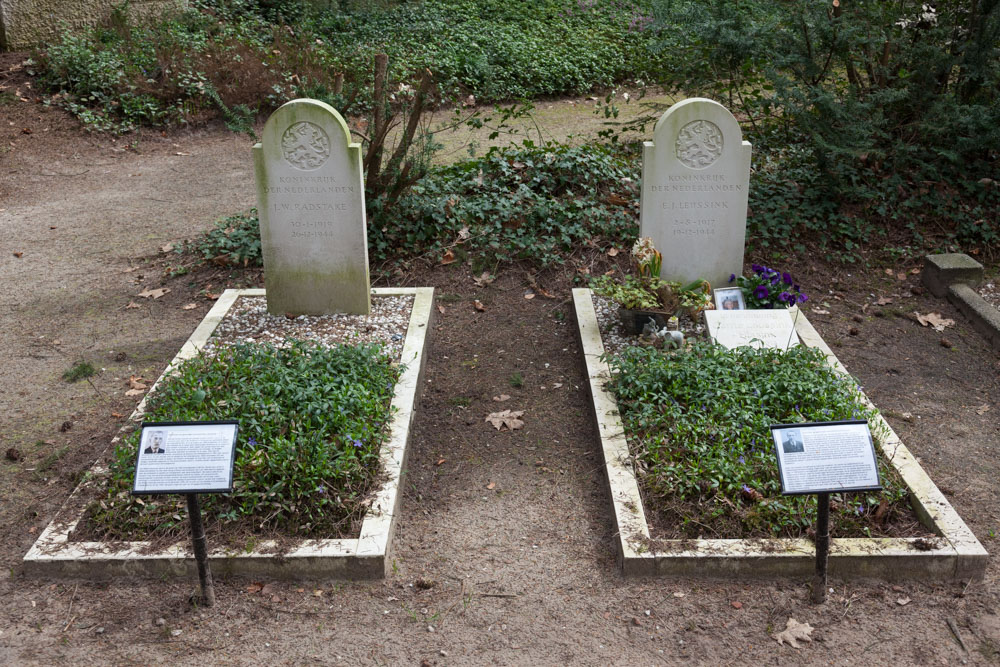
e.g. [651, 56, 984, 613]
[254, 99, 371, 316]
[704, 309, 800, 350]
[640, 98, 751, 290]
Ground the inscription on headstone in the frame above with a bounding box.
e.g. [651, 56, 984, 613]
[254, 99, 371, 316]
[704, 309, 800, 350]
[640, 98, 751, 290]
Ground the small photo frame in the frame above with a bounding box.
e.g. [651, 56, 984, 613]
[714, 287, 745, 311]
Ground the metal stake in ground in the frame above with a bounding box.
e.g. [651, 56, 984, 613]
[811, 492, 830, 604]
[186, 493, 215, 607]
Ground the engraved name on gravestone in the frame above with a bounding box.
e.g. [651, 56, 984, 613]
[704, 309, 800, 350]
[254, 99, 370, 315]
[639, 98, 751, 290]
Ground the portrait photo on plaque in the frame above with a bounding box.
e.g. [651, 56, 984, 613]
[713, 286, 746, 311]
[133, 421, 239, 495]
[770, 420, 882, 496]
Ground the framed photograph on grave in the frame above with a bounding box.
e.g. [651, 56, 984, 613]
[133, 421, 239, 495]
[713, 287, 745, 311]
[770, 420, 882, 496]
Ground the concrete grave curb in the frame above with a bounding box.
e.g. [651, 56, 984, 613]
[23, 287, 434, 580]
[573, 288, 987, 580]
[921, 253, 1000, 352]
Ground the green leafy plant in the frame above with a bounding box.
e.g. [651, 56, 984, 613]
[89, 340, 401, 539]
[590, 274, 662, 311]
[608, 341, 910, 538]
[63, 360, 96, 383]
[193, 209, 262, 267]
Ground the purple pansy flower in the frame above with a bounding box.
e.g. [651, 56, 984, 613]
[783, 272, 793, 285]
[753, 285, 769, 300]
[779, 291, 792, 303]
[729, 273, 736, 283]
[797, 293, 808, 303]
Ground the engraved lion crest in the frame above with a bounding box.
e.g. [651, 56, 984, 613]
[281, 122, 331, 170]
[675, 120, 723, 169]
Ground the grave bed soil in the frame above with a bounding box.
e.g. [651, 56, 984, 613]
[22, 288, 434, 580]
[575, 288, 987, 580]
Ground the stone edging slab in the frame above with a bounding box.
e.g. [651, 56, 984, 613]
[23, 287, 434, 580]
[921, 253, 1000, 352]
[572, 288, 987, 580]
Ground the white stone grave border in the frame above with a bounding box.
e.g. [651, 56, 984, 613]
[572, 288, 987, 580]
[23, 287, 434, 580]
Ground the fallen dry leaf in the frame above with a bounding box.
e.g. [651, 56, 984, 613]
[672, 592, 686, 598]
[313, 589, 323, 597]
[440, 249, 457, 265]
[436, 458, 446, 466]
[437, 304, 446, 314]
[896, 272, 907, 281]
[914, 312, 955, 332]
[976, 404, 991, 415]
[182, 303, 197, 310]
[125, 389, 145, 397]
[607, 247, 619, 257]
[161, 243, 174, 253]
[524, 292, 535, 300]
[13, 251, 23, 258]
[493, 394, 511, 402]
[773, 618, 814, 649]
[137, 287, 170, 299]
[910, 267, 920, 275]
[731, 601, 743, 610]
[485, 410, 524, 431]
[486, 482, 495, 490]
[111, 412, 124, 418]
[246, 582, 264, 594]
[884, 268, 894, 276]
[125, 301, 141, 309]
[897, 596, 911, 606]
[876, 296, 893, 306]
[812, 308, 830, 315]
[473, 300, 486, 312]
[205, 292, 221, 300]
[128, 376, 147, 390]
[472, 271, 494, 287]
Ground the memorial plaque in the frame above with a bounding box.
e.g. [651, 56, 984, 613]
[704, 309, 800, 349]
[132, 421, 239, 494]
[254, 98, 371, 316]
[771, 421, 882, 495]
[639, 98, 751, 289]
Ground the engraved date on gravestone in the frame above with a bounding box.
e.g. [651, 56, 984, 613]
[282, 122, 331, 170]
[675, 120, 723, 169]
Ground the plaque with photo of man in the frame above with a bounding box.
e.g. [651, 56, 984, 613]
[770, 421, 882, 495]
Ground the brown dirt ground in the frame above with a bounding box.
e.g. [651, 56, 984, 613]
[2, 56, 1000, 665]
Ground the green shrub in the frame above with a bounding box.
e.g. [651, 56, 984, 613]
[608, 341, 911, 538]
[652, 0, 1000, 258]
[90, 341, 400, 539]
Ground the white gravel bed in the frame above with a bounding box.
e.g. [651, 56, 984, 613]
[979, 279, 1000, 312]
[204, 295, 414, 362]
[591, 294, 707, 358]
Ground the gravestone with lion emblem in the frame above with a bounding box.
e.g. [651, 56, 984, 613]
[639, 98, 751, 290]
[254, 99, 370, 315]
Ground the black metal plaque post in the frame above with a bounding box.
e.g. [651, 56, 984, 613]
[811, 492, 830, 604]
[186, 493, 216, 607]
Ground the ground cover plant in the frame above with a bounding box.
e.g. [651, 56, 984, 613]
[87, 340, 400, 540]
[186, 141, 641, 269]
[31, 0, 664, 133]
[608, 341, 913, 539]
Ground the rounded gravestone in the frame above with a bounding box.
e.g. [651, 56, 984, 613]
[639, 98, 752, 290]
[254, 99, 370, 316]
